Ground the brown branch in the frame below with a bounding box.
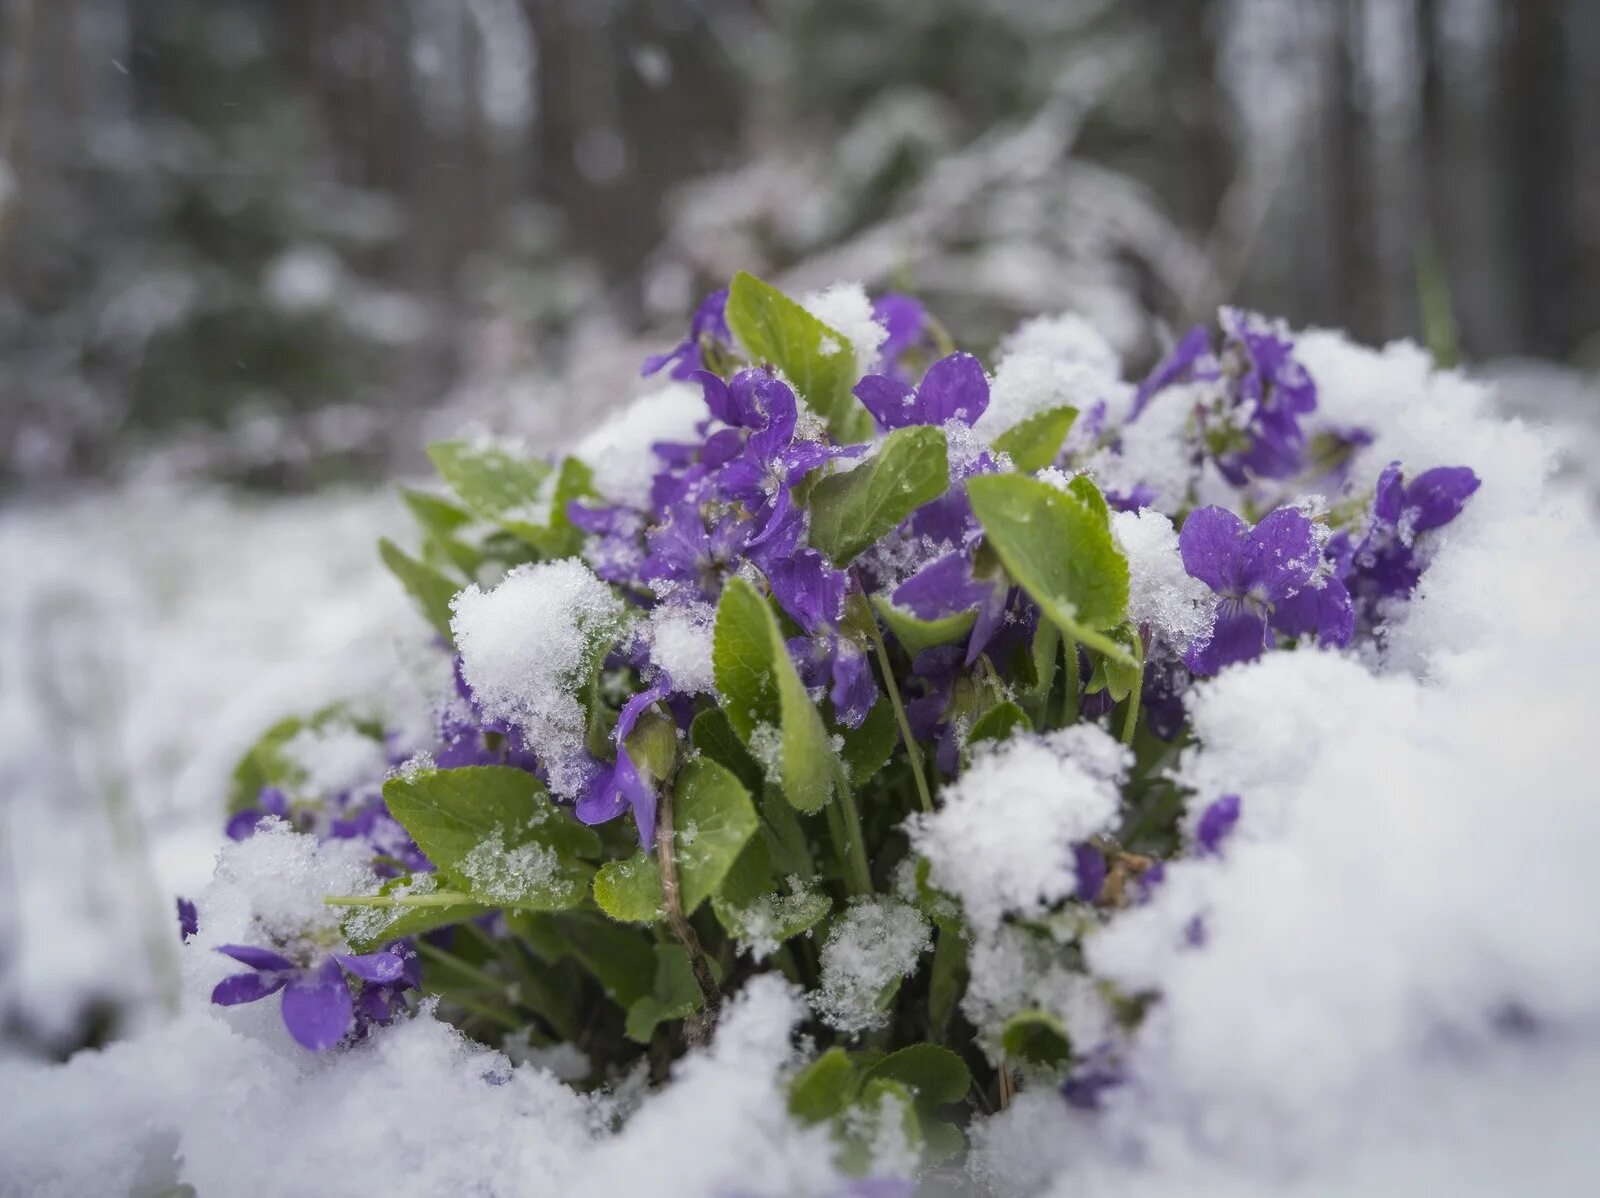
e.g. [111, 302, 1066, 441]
[656, 780, 721, 1046]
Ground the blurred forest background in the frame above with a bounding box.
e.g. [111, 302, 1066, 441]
[1, 0, 1597, 1059]
[1, 0, 1595, 488]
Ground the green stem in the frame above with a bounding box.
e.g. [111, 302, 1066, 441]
[326, 892, 474, 909]
[863, 603, 935, 814]
[830, 758, 874, 896]
[1059, 638, 1081, 729]
[415, 940, 507, 993]
[1120, 661, 1144, 747]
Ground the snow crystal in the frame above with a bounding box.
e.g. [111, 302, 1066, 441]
[812, 898, 931, 1035]
[1110, 508, 1214, 649]
[963, 924, 1114, 1062]
[908, 726, 1128, 935]
[976, 323, 1133, 440]
[450, 558, 624, 798]
[573, 382, 707, 508]
[198, 820, 372, 960]
[998, 312, 1122, 379]
[457, 830, 561, 904]
[722, 878, 823, 961]
[801, 283, 888, 373]
[1086, 379, 1209, 514]
[644, 602, 717, 694]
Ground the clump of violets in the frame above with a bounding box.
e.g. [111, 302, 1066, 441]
[195, 275, 1479, 1185]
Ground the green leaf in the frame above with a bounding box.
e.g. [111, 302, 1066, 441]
[871, 595, 977, 659]
[861, 1043, 970, 1166]
[425, 443, 593, 557]
[966, 700, 1031, 749]
[550, 911, 658, 1008]
[1000, 1008, 1073, 1069]
[993, 405, 1078, 472]
[427, 440, 552, 535]
[593, 758, 758, 921]
[1067, 472, 1111, 526]
[712, 576, 835, 814]
[928, 925, 969, 1041]
[592, 855, 664, 923]
[835, 1078, 923, 1175]
[341, 887, 492, 954]
[378, 537, 460, 643]
[625, 943, 715, 1043]
[861, 1043, 972, 1109]
[838, 698, 899, 786]
[1025, 616, 1061, 704]
[690, 708, 765, 795]
[725, 271, 873, 443]
[808, 426, 950, 563]
[382, 766, 600, 910]
[789, 1047, 859, 1123]
[967, 472, 1132, 663]
[713, 838, 831, 949]
[712, 575, 781, 741]
[1084, 621, 1144, 702]
[226, 706, 381, 814]
[401, 487, 473, 537]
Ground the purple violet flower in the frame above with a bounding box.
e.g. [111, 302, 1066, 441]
[871, 293, 931, 380]
[891, 551, 1009, 666]
[1195, 794, 1241, 854]
[575, 676, 673, 848]
[852, 351, 989, 431]
[1347, 461, 1480, 604]
[225, 785, 292, 841]
[642, 287, 732, 379]
[177, 897, 198, 941]
[1180, 505, 1353, 676]
[1131, 309, 1318, 485]
[1073, 843, 1106, 903]
[699, 368, 836, 533]
[211, 943, 414, 1051]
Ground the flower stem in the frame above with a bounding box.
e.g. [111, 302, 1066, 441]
[1059, 637, 1081, 728]
[326, 892, 475, 909]
[862, 602, 935, 814]
[657, 780, 721, 1044]
[830, 757, 874, 896]
[1120, 666, 1144, 746]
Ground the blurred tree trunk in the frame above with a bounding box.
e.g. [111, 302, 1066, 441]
[1328, 0, 1380, 343]
[1144, 0, 1233, 234]
[1500, 0, 1579, 358]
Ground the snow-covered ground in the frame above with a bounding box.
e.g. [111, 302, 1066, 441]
[0, 485, 415, 1053]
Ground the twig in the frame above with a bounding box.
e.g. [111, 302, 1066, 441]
[657, 780, 721, 1046]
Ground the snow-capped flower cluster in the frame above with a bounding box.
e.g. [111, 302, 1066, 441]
[29, 273, 1585, 1198]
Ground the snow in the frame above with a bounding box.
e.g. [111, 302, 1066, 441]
[963, 925, 1114, 1064]
[811, 897, 932, 1035]
[976, 313, 1133, 440]
[1, 854, 853, 1198]
[1084, 380, 1208, 514]
[0, 483, 431, 1050]
[1109, 508, 1214, 650]
[456, 831, 561, 903]
[572, 382, 708, 508]
[450, 558, 625, 798]
[908, 726, 1128, 935]
[643, 601, 718, 694]
[973, 337, 1600, 1195]
[801, 282, 889, 373]
[281, 724, 390, 800]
